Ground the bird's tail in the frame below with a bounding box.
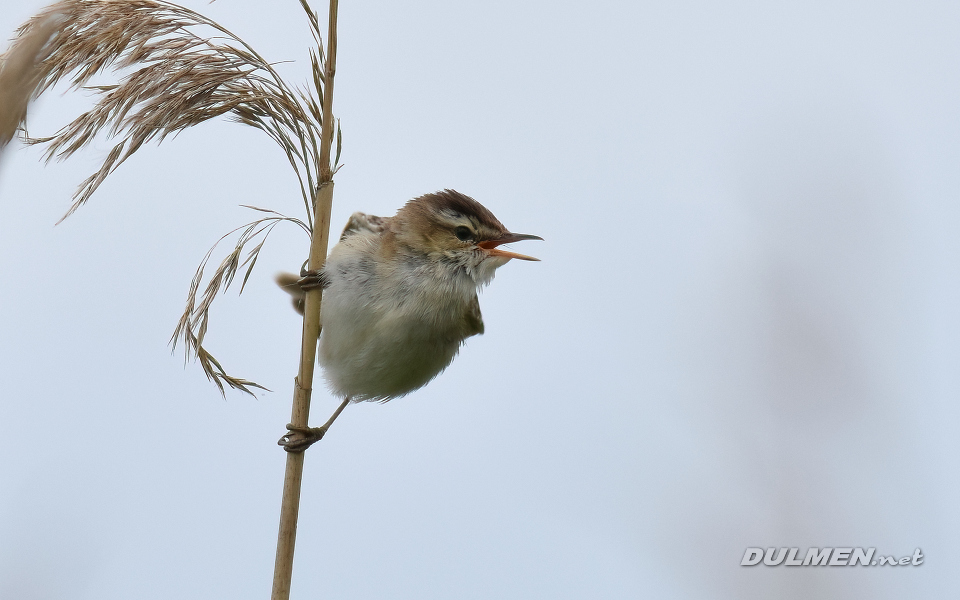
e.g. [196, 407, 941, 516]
[275, 272, 306, 316]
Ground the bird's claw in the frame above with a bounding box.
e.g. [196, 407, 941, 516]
[297, 267, 325, 291]
[297, 265, 326, 292]
[278, 423, 327, 453]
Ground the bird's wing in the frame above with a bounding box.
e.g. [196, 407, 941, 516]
[276, 211, 385, 317]
[340, 211, 389, 241]
[463, 293, 485, 337]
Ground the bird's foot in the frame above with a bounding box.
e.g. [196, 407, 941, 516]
[297, 267, 326, 291]
[278, 423, 328, 453]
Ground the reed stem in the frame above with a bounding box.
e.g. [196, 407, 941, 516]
[270, 0, 339, 598]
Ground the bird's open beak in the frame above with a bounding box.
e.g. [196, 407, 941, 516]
[478, 232, 543, 261]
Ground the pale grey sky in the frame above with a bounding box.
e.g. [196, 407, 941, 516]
[2, 0, 959, 598]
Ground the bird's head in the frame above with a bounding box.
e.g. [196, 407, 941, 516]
[390, 189, 542, 284]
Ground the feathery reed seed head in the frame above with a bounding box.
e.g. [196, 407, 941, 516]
[1, 0, 333, 395]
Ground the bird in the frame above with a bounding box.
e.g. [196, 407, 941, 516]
[276, 189, 541, 451]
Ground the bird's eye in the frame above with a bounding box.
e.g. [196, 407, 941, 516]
[454, 226, 473, 241]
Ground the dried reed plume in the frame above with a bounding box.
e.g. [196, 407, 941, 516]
[0, 8, 64, 147]
[0, 0, 339, 395]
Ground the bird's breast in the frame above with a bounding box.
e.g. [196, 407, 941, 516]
[317, 253, 479, 401]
